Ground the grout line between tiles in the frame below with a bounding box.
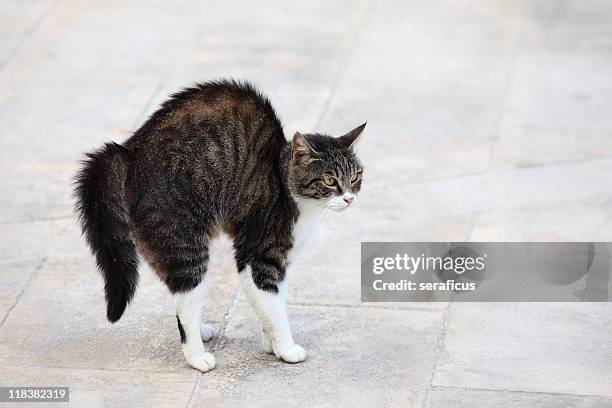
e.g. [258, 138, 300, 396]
[421, 302, 453, 407]
[0, 258, 47, 329]
[187, 286, 241, 408]
[312, 0, 373, 130]
[130, 1, 215, 132]
[485, 0, 528, 172]
[287, 301, 446, 313]
[429, 384, 612, 400]
[0, 0, 58, 72]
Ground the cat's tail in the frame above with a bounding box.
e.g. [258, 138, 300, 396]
[74, 142, 139, 323]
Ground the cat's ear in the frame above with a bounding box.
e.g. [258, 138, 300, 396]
[339, 122, 367, 151]
[292, 132, 319, 162]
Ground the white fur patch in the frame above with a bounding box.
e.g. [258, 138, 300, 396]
[289, 197, 327, 263]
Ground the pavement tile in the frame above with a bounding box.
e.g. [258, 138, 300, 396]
[0, 218, 85, 263]
[359, 158, 612, 219]
[190, 301, 446, 408]
[0, 1, 53, 33]
[425, 386, 612, 408]
[492, 1, 612, 169]
[0, 0, 53, 66]
[0, 258, 42, 321]
[160, 0, 371, 133]
[0, 365, 196, 408]
[432, 303, 612, 396]
[470, 195, 612, 241]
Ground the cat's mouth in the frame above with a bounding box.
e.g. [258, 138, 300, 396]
[326, 202, 352, 212]
[325, 195, 356, 212]
[329, 206, 349, 212]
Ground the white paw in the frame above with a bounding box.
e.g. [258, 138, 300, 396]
[200, 324, 214, 342]
[187, 352, 216, 373]
[276, 344, 306, 363]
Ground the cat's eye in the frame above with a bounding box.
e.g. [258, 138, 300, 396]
[351, 173, 360, 183]
[322, 176, 336, 187]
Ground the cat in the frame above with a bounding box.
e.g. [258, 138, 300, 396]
[74, 80, 366, 372]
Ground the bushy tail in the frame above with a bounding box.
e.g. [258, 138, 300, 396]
[74, 142, 139, 323]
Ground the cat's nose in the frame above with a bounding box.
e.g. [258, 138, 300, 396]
[343, 195, 354, 205]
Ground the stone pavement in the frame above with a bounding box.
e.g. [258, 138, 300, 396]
[1, 1, 611, 407]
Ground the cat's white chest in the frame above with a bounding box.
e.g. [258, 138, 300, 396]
[288, 199, 325, 263]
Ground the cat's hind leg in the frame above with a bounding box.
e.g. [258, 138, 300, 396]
[141, 229, 216, 372]
[174, 275, 216, 372]
[132, 197, 217, 371]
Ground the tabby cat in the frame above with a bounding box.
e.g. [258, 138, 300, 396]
[75, 80, 366, 372]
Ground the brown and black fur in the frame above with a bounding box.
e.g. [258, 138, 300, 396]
[74, 80, 364, 323]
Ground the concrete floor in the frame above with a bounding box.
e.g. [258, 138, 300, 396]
[1, 1, 611, 407]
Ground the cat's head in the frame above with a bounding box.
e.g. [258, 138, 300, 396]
[288, 123, 366, 211]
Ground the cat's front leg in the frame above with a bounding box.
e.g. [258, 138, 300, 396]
[240, 265, 306, 363]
